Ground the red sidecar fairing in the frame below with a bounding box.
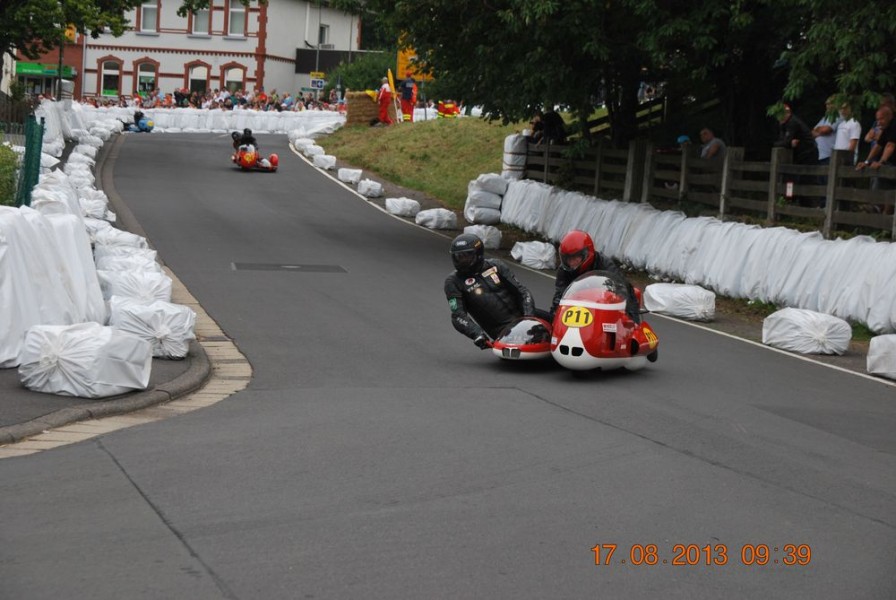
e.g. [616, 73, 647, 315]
[491, 317, 552, 360]
[550, 272, 659, 371]
[233, 146, 278, 172]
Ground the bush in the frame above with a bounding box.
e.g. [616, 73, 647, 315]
[0, 145, 18, 206]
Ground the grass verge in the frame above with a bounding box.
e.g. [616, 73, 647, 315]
[317, 117, 521, 210]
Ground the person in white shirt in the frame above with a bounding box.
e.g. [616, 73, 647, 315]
[833, 100, 862, 165]
[812, 96, 843, 165]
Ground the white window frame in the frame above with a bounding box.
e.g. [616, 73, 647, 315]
[140, 1, 158, 32]
[224, 67, 244, 93]
[228, 1, 246, 36]
[189, 65, 208, 94]
[192, 8, 210, 34]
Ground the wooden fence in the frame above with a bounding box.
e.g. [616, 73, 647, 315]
[524, 142, 896, 240]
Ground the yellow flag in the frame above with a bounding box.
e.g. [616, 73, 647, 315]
[387, 69, 397, 95]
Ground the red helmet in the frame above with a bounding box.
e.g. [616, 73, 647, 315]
[559, 230, 595, 274]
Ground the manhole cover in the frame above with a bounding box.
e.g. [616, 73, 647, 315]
[232, 263, 347, 273]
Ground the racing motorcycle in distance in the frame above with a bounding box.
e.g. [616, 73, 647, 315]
[232, 144, 279, 172]
[491, 271, 659, 371]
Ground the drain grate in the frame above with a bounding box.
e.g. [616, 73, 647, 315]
[232, 263, 347, 273]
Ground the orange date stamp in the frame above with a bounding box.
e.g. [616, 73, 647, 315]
[591, 543, 812, 566]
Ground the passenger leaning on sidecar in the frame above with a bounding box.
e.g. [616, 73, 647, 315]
[445, 233, 540, 350]
[550, 230, 641, 322]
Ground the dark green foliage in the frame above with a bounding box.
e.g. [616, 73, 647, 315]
[323, 51, 396, 97]
[329, 0, 895, 152]
[0, 145, 18, 207]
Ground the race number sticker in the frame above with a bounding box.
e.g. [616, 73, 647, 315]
[643, 326, 658, 349]
[561, 307, 593, 328]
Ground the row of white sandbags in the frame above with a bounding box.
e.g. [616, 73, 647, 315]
[7, 124, 195, 396]
[79, 103, 346, 135]
[499, 178, 896, 334]
[303, 134, 468, 230]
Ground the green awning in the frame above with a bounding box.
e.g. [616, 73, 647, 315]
[16, 62, 75, 77]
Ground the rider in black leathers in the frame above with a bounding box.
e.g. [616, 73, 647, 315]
[233, 128, 258, 150]
[444, 233, 537, 349]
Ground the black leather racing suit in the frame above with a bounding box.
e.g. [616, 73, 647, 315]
[239, 134, 259, 149]
[445, 259, 536, 341]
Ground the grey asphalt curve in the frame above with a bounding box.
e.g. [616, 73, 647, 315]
[1, 132, 894, 599]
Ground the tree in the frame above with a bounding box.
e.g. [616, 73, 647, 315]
[322, 50, 394, 98]
[333, 0, 896, 150]
[779, 0, 896, 109]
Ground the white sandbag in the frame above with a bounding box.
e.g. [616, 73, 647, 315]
[502, 134, 528, 180]
[94, 245, 158, 263]
[66, 152, 94, 167]
[18, 323, 152, 398]
[511, 241, 557, 270]
[338, 168, 362, 184]
[465, 224, 502, 249]
[40, 153, 61, 169]
[109, 297, 196, 359]
[83, 217, 113, 242]
[415, 208, 457, 229]
[465, 189, 503, 210]
[385, 197, 421, 217]
[643, 283, 716, 321]
[79, 197, 109, 219]
[312, 154, 337, 170]
[95, 253, 162, 273]
[290, 134, 315, 149]
[357, 179, 383, 198]
[97, 270, 172, 303]
[469, 173, 509, 197]
[303, 144, 325, 157]
[866, 335, 896, 380]
[762, 307, 851, 355]
[464, 205, 502, 225]
[73, 143, 98, 158]
[94, 227, 148, 248]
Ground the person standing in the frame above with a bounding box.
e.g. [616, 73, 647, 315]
[833, 100, 862, 165]
[774, 102, 818, 165]
[699, 127, 726, 161]
[856, 105, 896, 191]
[376, 77, 393, 125]
[812, 96, 842, 165]
[399, 72, 417, 122]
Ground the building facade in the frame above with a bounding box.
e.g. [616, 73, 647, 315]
[10, 0, 360, 101]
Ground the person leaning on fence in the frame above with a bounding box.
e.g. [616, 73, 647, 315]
[699, 127, 726, 162]
[856, 104, 896, 193]
[833, 100, 862, 165]
[863, 93, 895, 151]
[774, 102, 818, 165]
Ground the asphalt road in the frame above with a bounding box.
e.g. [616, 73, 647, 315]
[1, 133, 894, 599]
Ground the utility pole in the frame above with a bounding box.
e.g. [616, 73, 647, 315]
[314, 1, 321, 100]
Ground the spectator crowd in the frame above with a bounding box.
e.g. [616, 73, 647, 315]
[81, 86, 346, 113]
